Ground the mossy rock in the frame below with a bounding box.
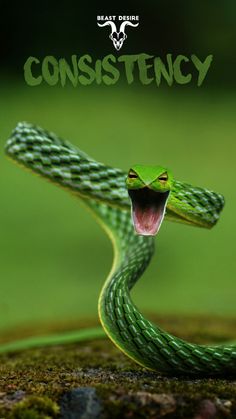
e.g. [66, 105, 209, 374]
[0, 315, 235, 418]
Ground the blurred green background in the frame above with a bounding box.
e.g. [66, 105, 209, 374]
[0, 1, 235, 333]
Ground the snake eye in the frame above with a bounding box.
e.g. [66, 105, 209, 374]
[158, 172, 168, 182]
[128, 171, 138, 179]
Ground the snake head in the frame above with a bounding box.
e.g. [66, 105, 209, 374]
[126, 165, 173, 236]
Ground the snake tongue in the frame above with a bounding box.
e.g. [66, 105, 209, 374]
[129, 188, 169, 236]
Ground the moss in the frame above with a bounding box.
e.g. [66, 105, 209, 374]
[9, 396, 59, 419]
[0, 315, 235, 418]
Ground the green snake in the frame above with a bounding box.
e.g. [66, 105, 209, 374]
[3, 122, 235, 376]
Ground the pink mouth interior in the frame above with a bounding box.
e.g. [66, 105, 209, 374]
[132, 204, 164, 235]
[129, 188, 169, 236]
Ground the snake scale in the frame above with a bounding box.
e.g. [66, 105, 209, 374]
[4, 121, 235, 376]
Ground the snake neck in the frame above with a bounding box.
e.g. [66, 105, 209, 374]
[98, 229, 163, 370]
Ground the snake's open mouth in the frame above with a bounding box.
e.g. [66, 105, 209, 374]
[128, 188, 170, 236]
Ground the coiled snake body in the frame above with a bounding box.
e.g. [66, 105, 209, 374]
[4, 122, 236, 376]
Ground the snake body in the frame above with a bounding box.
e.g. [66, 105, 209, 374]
[4, 122, 236, 376]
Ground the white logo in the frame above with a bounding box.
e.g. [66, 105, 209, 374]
[97, 16, 139, 51]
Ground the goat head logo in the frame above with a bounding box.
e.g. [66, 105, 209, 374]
[98, 21, 139, 51]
